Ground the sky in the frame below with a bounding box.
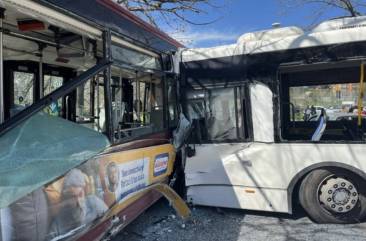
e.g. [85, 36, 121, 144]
[163, 0, 355, 48]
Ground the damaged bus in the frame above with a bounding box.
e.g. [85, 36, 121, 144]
[177, 16, 366, 224]
[0, 1, 189, 241]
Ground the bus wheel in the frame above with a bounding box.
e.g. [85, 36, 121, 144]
[299, 168, 366, 224]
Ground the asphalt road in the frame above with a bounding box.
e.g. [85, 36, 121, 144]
[113, 200, 366, 241]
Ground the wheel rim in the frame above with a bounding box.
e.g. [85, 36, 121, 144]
[318, 175, 359, 214]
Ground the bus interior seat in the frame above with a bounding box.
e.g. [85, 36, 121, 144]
[311, 109, 327, 142]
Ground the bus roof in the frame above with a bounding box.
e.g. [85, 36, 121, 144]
[37, 0, 184, 52]
[181, 16, 366, 62]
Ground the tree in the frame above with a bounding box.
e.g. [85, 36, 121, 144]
[279, 0, 366, 25]
[115, 0, 223, 30]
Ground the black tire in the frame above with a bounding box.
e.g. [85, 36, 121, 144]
[299, 168, 366, 224]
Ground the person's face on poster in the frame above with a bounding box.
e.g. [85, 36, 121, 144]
[61, 185, 87, 225]
[107, 163, 119, 192]
[63, 186, 86, 209]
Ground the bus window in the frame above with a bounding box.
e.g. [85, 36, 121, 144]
[76, 80, 93, 122]
[76, 78, 106, 132]
[290, 83, 365, 122]
[186, 87, 246, 142]
[167, 76, 178, 127]
[44, 75, 64, 95]
[281, 67, 366, 141]
[206, 88, 237, 140]
[111, 68, 165, 141]
[146, 78, 164, 132]
[11, 71, 34, 116]
[44, 75, 64, 116]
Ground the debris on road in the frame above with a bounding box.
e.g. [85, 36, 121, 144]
[114, 200, 366, 241]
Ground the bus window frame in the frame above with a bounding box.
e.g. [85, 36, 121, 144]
[0, 59, 112, 137]
[165, 73, 179, 128]
[109, 62, 171, 145]
[3, 61, 76, 119]
[278, 61, 366, 143]
[184, 84, 253, 144]
[11, 70, 36, 108]
[4, 61, 38, 120]
[110, 43, 162, 72]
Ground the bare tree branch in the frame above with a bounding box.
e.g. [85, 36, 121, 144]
[114, 0, 223, 29]
[279, 0, 366, 21]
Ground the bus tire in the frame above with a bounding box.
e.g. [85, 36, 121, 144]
[299, 168, 366, 224]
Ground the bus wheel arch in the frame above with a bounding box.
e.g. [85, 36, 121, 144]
[287, 162, 366, 223]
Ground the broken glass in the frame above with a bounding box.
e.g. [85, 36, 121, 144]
[0, 112, 110, 208]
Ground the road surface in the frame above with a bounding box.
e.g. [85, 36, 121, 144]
[113, 200, 366, 241]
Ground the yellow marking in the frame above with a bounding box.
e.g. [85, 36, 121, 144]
[152, 183, 191, 219]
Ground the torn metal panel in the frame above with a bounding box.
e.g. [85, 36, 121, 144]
[173, 113, 191, 150]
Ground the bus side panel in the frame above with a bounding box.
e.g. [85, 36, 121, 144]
[187, 185, 289, 213]
[0, 143, 176, 241]
[185, 143, 366, 214]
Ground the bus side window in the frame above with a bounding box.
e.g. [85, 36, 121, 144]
[146, 80, 164, 132]
[281, 68, 366, 142]
[43, 75, 64, 117]
[111, 70, 165, 141]
[76, 78, 106, 133]
[11, 71, 35, 117]
[167, 76, 179, 127]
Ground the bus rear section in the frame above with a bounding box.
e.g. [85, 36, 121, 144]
[0, 1, 188, 241]
[177, 16, 366, 224]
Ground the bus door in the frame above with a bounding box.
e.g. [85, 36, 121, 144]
[182, 85, 255, 209]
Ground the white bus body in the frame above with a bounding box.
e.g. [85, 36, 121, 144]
[177, 16, 366, 224]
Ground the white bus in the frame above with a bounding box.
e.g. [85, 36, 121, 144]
[176, 16, 366, 224]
